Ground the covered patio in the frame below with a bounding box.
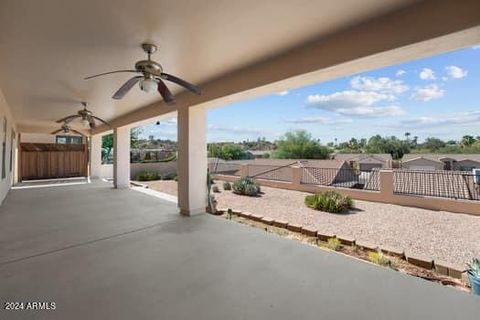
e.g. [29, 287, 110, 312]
[1, 181, 479, 319]
[0, 0, 480, 318]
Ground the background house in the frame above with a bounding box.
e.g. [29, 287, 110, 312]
[332, 153, 392, 171]
[402, 154, 480, 171]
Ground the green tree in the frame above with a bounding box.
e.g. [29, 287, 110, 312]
[208, 143, 246, 160]
[101, 134, 113, 164]
[365, 135, 410, 159]
[422, 137, 446, 151]
[273, 130, 330, 159]
[130, 127, 143, 149]
[461, 135, 476, 147]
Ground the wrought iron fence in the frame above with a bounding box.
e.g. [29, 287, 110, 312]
[301, 167, 378, 190]
[393, 169, 480, 201]
[248, 164, 293, 182]
[208, 162, 241, 176]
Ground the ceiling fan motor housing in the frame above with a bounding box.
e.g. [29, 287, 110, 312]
[135, 60, 163, 75]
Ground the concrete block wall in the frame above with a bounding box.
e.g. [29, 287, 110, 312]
[214, 167, 480, 216]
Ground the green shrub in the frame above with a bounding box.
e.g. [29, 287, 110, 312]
[223, 181, 232, 190]
[137, 171, 161, 181]
[368, 250, 393, 268]
[232, 176, 261, 196]
[305, 191, 353, 213]
[212, 185, 220, 193]
[162, 172, 177, 180]
[326, 237, 341, 251]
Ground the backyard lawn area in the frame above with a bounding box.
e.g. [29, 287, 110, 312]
[141, 180, 480, 267]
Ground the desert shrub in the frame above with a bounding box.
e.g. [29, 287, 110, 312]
[223, 181, 232, 190]
[305, 191, 353, 213]
[232, 176, 261, 196]
[368, 251, 393, 267]
[162, 172, 177, 180]
[326, 237, 341, 251]
[212, 185, 220, 193]
[137, 171, 161, 181]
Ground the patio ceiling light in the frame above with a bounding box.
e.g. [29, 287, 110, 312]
[81, 118, 91, 128]
[139, 77, 158, 93]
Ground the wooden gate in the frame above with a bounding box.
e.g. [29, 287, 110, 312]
[20, 143, 88, 180]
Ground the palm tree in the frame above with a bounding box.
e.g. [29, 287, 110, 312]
[404, 132, 411, 142]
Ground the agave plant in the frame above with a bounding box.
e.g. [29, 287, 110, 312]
[467, 258, 480, 277]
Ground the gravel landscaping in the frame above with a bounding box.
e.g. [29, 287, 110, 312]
[144, 180, 480, 266]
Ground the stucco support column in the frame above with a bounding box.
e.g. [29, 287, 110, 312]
[292, 166, 302, 187]
[240, 164, 249, 177]
[90, 134, 102, 179]
[177, 106, 207, 216]
[113, 126, 130, 189]
[379, 170, 394, 200]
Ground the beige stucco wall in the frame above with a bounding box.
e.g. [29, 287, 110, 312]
[20, 133, 84, 144]
[213, 169, 480, 216]
[0, 88, 18, 204]
[130, 162, 177, 180]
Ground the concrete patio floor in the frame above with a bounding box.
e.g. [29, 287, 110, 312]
[0, 181, 478, 319]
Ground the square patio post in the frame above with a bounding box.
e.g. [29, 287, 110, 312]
[113, 126, 130, 189]
[90, 134, 102, 179]
[177, 106, 207, 216]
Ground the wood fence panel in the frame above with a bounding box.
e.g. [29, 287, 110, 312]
[20, 143, 87, 180]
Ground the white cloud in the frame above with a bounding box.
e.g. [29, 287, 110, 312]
[412, 84, 444, 101]
[208, 124, 262, 136]
[419, 68, 436, 80]
[306, 90, 404, 117]
[276, 90, 289, 96]
[398, 111, 480, 128]
[350, 76, 408, 94]
[285, 116, 353, 125]
[396, 70, 406, 77]
[445, 65, 468, 79]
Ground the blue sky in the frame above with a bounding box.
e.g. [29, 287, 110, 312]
[140, 45, 480, 143]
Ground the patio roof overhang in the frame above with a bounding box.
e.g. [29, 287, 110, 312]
[0, 0, 477, 134]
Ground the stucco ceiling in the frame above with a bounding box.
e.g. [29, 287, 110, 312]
[0, 0, 419, 131]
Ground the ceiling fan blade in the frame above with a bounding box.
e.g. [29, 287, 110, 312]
[161, 73, 201, 95]
[157, 79, 175, 105]
[84, 70, 139, 80]
[91, 116, 111, 127]
[70, 129, 85, 136]
[56, 115, 79, 123]
[112, 76, 143, 99]
[51, 129, 62, 134]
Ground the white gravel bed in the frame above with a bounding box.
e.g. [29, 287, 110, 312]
[146, 180, 480, 266]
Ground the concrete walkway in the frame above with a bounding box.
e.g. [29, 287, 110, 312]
[0, 181, 478, 319]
